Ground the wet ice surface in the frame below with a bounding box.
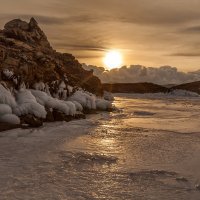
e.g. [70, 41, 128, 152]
[1, 94, 200, 199]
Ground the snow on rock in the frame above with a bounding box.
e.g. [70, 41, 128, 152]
[71, 101, 83, 112]
[0, 103, 20, 124]
[96, 99, 113, 111]
[0, 84, 17, 108]
[104, 91, 115, 101]
[68, 90, 96, 110]
[13, 89, 47, 118]
[59, 81, 66, 89]
[0, 114, 20, 124]
[30, 89, 52, 106]
[45, 84, 51, 96]
[2, 69, 14, 79]
[51, 80, 69, 100]
[62, 101, 76, 116]
[30, 89, 76, 116]
[0, 104, 12, 116]
[33, 81, 46, 91]
[67, 85, 73, 94]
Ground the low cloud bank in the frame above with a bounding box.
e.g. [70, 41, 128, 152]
[82, 64, 200, 85]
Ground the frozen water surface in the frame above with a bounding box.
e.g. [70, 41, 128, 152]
[1, 93, 200, 199]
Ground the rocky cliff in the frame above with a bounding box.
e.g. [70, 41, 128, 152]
[0, 18, 102, 95]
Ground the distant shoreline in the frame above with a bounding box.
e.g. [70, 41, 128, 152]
[103, 81, 200, 94]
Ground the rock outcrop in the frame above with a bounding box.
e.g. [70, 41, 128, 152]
[0, 18, 102, 95]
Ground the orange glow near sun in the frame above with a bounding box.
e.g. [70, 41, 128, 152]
[103, 50, 123, 70]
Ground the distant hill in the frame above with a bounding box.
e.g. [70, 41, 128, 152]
[164, 84, 177, 88]
[103, 81, 200, 94]
[171, 81, 200, 94]
[103, 82, 168, 93]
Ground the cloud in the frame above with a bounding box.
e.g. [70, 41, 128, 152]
[77, 55, 102, 59]
[82, 64, 200, 85]
[169, 53, 200, 57]
[52, 44, 107, 52]
[182, 26, 200, 33]
[1, 0, 200, 70]
[48, 0, 200, 25]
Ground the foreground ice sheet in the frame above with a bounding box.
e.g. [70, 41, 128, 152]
[1, 93, 200, 199]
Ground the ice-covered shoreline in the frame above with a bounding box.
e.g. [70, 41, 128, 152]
[0, 83, 115, 131]
[1, 93, 200, 199]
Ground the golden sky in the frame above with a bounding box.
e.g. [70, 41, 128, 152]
[1, 0, 200, 71]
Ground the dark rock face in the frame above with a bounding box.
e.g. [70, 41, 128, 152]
[0, 18, 102, 95]
[4, 18, 52, 50]
[20, 114, 43, 127]
[52, 109, 66, 121]
[103, 83, 168, 93]
[45, 108, 54, 122]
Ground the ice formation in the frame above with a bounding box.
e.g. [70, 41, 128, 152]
[13, 89, 47, 119]
[96, 99, 113, 110]
[68, 90, 97, 110]
[104, 91, 115, 101]
[0, 113, 20, 124]
[0, 103, 20, 124]
[0, 84, 17, 108]
[30, 89, 76, 116]
[0, 82, 113, 126]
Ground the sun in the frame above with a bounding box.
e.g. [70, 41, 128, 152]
[103, 50, 122, 70]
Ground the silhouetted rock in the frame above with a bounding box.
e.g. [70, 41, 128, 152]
[171, 81, 200, 94]
[52, 110, 66, 121]
[45, 108, 54, 122]
[103, 83, 168, 93]
[20, 114, 43, 127]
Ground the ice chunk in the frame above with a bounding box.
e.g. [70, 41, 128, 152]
[96, 99, 112, 110]
[30, 89, 76, 116]
[0, 114, 20, 124]
[14, 89, 47, 118]
[68, 90, 96, 110]
[0, 104, 12, 116]
[71, 101, 83, 112]
[33, 81, 45, 91]
[104, 91, 114, 101]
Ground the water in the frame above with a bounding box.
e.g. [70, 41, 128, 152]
[1, 94, 200, 199]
